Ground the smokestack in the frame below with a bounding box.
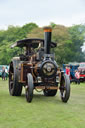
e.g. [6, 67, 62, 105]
[44, 27, 52, 54]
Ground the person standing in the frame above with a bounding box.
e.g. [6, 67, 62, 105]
[5, 67, 8, 80]
[2, 67, 6, 80]
[75, 70, 80, 84]
[66, 66, 70, 76]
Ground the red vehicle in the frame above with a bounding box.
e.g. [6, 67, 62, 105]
[78, 62, 85, 81]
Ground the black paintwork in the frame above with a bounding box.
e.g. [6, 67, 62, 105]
[11, 38, 56, 48]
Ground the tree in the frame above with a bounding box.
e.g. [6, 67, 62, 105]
[0, 23, 85, 65]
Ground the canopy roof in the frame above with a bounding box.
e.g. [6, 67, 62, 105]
[11, 38, 56, 48]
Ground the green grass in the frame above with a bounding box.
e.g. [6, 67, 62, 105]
[0, 79, 85, 128]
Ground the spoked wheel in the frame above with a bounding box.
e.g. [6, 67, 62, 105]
[26, 73, 34, 103]
[43, 89, 57, 96]
[60, 74, 70, 103]
[9, 71, 14, 95]
[9, 61, 22, 96]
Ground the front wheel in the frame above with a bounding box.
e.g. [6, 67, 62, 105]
[60, 74, 70, 103]
[25, 73, 34, 103]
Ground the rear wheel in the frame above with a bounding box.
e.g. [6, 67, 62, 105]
[25, 73, 34, 103]
[60, 74, 70, 103]
[43, 89, 57, 96]
[9, 60, 22, 96]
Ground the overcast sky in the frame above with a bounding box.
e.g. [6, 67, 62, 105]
[0, 0, 85, 29]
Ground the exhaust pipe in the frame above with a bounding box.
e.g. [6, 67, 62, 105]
[44, 27, 52, 54]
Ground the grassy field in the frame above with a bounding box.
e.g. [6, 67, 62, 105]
[0, 79, 85, 128]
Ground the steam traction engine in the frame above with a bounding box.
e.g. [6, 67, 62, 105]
[9, 27, 70, 103]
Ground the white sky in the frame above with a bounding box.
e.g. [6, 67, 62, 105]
[0, 0, 85, 30]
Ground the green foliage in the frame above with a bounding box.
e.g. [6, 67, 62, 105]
[50, 22, 56, 28]
[27, 28, 43, 38]
[0, 23, 38, 64]
[66, 25, 85, 62]
[21, 23, 38, 38]
[54, 25, 85, 64]
[0, 23, 85, 65]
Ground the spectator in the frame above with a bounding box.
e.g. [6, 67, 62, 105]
[2, 67, 6, 80]
[75, 70, 80, 84]
[66, 66, 70, 76]
[5, 67, 8, 80]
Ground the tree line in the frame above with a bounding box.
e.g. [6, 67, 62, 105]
[0, 22, 85, 65]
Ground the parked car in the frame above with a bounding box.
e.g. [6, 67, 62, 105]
[9, 27, 70, 103]
[78, 62, 85, 82]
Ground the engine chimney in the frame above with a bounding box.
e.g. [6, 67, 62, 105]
[44, 27, 52, 54]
